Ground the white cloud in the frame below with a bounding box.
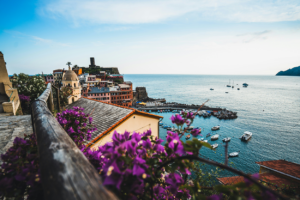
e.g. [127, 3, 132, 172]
[40, 0, 300, 24]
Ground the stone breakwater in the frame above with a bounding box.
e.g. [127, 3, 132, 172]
[0, 115, 33, 164]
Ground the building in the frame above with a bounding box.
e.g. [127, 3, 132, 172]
[35, 74, 54, 83]
[72, 66, 83, 75]
[89, 57, 100, 68]
[87, 87, 110, 103]
[53, 69, 65, 87]
[217, 160, 300, 190]
[61, 66, 81, 104]
[65, 97, 163, 149]
[0, 52, 20, 115]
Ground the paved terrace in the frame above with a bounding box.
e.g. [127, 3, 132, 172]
[0, 115, 33, 164]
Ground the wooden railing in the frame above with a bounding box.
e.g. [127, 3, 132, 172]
[31, 83, 118, 200]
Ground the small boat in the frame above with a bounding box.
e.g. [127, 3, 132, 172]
[210, 88, 214, 90]
[159, 122, 163, 126]
[237, 88, 240, 90]
[163, 125, 168, 129]
[206, 133, 211, 137]
[167, 127, 172, 130]
[229, 152, 239, 157]
[186, 134, 191, 140]
[211, 144, 218, 149]
[187, 126, 194, 130]
[222, 137, 231, 142]
[232, 80, 234, 88]
[241, 131, 252, 141]
[243, 83, 248, 87]
[211, 134, 219, 140]
[225, 92, 229, 93]
[204, 140, 208, 143]
[211, 126, 220, 131]
[198, 138, 204, 141]
[227, 79, 231, 87]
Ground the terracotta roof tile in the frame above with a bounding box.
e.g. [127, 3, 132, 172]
[256, 160, 300, 179]
[217, 173, 300, 186]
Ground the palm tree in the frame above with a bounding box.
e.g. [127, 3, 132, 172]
[66, 62, 72, 70]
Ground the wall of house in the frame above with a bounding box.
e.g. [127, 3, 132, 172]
[91, 113, 160, 149]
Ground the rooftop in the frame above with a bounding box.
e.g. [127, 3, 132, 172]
[256, 160, 300, 180]
[217, 173, 299, 187]
[118, 84, 130, 88]
[65, 97, 162, 145]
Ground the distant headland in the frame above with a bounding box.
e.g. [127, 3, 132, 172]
[276, 66, 300, 76]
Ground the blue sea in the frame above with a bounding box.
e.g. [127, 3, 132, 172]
[124, 74, 300, 174]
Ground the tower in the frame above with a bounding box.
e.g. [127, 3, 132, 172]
[62, 66, 81, 104]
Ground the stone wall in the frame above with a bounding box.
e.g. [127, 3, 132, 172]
[0, 115, 33, 164]
[135, 87, 148, 101]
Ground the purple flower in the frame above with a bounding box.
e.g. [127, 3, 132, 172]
[165, 173, 184, 194]
[170, 114, 185, 125]
[244, 173, 260, 186]
[88, 117, 93, 124]
[190, 128, 202, 137]
[74, 120, 79, 125]
[142, 138, 152, 149]
[186, 112, 195, 119]
[142, 129, 152, 137]
[206, 194, 223, 200]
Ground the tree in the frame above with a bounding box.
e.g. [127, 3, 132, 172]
[11, 73, 46, 102]
[59, 86, 73, 108]
[66, 62, 72, 69]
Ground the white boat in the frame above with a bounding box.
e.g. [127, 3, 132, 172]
[222, 137, 231, 142]
[211, 126, 220, 131]
[198, 138, 204, 141]
[229, 152, 239, 157]
[211, 144, 218, 149]
[211, 134, 219, 140]
[241, 131, 252, 141]
[204, 140, 208, 143]
[187, 126, 194, 130]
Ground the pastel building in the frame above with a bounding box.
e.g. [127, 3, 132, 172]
[87, 87, 110, 103]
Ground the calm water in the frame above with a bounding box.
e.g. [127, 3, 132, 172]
[124, 74, 300, 174]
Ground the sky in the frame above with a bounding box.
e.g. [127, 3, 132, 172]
[1, 0, 300, 75]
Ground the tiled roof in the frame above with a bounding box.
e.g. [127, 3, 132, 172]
[66, 97, 163, 147]
[217, 173, 299, 187]
[66, 98, 133, 143]
[256, 160, 300, 179]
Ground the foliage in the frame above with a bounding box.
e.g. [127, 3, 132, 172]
[11, 73, 46, 102]
[0, 134, 43, 200]
[0, 108, 282, 200]
[56, 106, 97, 148]
[59, 86, 73, 108]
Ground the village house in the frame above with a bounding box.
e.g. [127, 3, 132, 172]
[217, 159, 300, 192]
[65, 97, 163, 149]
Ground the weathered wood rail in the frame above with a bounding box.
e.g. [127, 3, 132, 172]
[31, 83, 118, 200]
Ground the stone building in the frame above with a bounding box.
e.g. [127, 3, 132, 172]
[62, 66, 81, 104]
[0, 52, 20, 115]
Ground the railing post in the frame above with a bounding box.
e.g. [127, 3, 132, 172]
[31, 83, 118, 200]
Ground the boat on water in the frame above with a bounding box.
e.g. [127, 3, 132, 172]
[163, 125, 168, 129]
[232, 80, 234, 88]
[241, 131, 252, 141]
[211, 126, 220, 131]
[229, 152, 239, 157]
[159, 122, 163, 126]
[222, 137, 231, 142]
[211, 134, 219, 140]
[167, 126, 172, 130]
[211, 144, 218, 149]
[206, 133, 211, 137]
[204, 140, 208, 143]
[210, 88, 214, 90]
[237, 88, 240, 90]
[186, 134, 191, 140]
[225, 92, 229, 93]
[198, 138, 204, 141]
[243, 83, 249, 87]
[187, 126, 194, 130]
[227, 79, 231, 87]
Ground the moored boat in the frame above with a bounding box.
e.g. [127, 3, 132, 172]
[211, 144, 218, 149]
[211, 134, 219, 140]
[229, 152, 239, 157]
[222, 137, 231, 142]
[206, 133, 211, 137]
[198, 138, 204, 141]
[204, 140, 208, 143]
[211, 126, 220, 131]
[241, 131, 252, 141]
[186, 134, 191, 140]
